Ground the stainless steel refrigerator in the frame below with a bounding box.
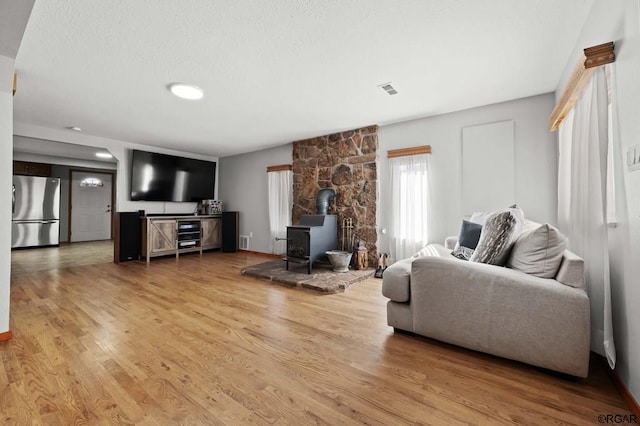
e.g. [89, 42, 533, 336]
[12, 175, 61, 248]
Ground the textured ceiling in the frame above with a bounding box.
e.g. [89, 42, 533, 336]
[13, 0, 593, 157]
[0, 0, 35, 58]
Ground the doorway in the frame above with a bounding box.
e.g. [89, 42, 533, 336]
[70, 170, 114, 242]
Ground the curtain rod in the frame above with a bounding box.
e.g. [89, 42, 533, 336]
[549, 41, 615, 131]
[387, 145, 432, 159]
[266, 164, 292, 172]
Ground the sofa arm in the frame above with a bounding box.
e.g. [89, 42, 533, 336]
[410, 256, 591, 377]
[444, 236, 458, 250]
[555, 250, 585, 290]
[381, 258, 413, 302]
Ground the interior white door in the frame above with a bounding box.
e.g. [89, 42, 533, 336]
[70, 171, 113, 242]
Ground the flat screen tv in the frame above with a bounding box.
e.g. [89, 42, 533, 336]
[130, 149, 216, 202]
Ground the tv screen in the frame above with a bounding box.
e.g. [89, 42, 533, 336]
[130, 150, 216, 202]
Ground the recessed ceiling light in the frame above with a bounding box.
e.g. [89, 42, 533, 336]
[67, 126, 83, 132]
[168, 83, 204, 100]
[96, 152, 113, 159]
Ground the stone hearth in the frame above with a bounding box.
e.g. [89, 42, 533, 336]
[241, 260, 373, 294]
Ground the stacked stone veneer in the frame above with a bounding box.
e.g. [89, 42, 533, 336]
[292, 125, 378, 265]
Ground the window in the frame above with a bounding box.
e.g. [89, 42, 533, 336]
[267, 165, 293, 255]
[388, 147, 430, 262]
[80, 177, 104, 188]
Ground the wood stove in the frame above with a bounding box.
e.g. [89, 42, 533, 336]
[284, 214, 337, 274]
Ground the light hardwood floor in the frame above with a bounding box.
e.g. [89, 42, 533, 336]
[11, 240, 114, 275]
[3, 248, 633, 425]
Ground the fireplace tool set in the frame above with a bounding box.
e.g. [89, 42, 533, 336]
[325, 218, 355, 273]
[339, 218, 371, 272]
[341, 218, 355, 253]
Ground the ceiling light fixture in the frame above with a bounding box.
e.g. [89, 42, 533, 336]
[96, 152, 113, 159]
[67, 126, 83, 132]
[378, 82, 398, 95]
[168, 83, 204, 100]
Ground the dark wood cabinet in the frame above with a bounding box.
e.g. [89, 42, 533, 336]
[13, 161, 52, 177]
[222, 211, 239, 252]
[114, 212, 142, 263]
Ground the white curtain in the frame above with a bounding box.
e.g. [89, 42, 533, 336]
[557, 65, 616, 368]
[389, 153, 429, 262]
[267, 170, 292, 255]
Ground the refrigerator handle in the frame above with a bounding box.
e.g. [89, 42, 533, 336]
[12, 184, 15, 214]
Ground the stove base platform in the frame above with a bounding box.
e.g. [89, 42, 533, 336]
[240, 260, 373, 294]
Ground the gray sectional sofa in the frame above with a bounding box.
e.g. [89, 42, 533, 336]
[382, 229, 591, 377]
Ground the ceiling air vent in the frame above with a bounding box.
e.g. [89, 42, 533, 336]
[379, 82, 398, 95]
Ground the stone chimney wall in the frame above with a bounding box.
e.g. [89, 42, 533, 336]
[292, 125, 378, 264]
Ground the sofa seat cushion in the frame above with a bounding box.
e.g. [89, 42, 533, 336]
[383, 244, 451, 303]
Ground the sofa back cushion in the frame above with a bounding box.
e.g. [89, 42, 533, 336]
[506, 223, 566, 278]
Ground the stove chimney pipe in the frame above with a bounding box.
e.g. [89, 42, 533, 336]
[316, 188, 336, 215]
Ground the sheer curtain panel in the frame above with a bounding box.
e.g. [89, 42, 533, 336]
[268, 170, 292, 255]
[388, 153, 429, 262]
[557, 65, 616, 368]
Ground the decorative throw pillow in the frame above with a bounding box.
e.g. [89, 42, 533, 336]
[469, 210, 522, 265]
[469, 211, 492, 226]
[470, 204, 524, 226]
[451, 220, 483, 260]
[506, 224, 567, 278]
[412, 244, 440, 258]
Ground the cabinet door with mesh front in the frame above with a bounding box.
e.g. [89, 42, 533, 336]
[201, 218, 221, 249]
[150, 220, 176, 253]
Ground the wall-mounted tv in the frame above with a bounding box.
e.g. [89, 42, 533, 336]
[130, 149, 216, 202]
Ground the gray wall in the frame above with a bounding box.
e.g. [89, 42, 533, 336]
[218, 94, 557, 258]
[0, 56, 14, 333]
[218, 144, 292, 253]
[1, 0, 34, 334]
[378, 93, 558, 251]
[13, 150, 117, 171]
[556, 0, 640, 404]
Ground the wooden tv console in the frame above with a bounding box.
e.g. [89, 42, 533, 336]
[142, 215, 222, 262]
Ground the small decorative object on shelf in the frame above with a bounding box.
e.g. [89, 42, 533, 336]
[198, 199, 223, 215]
[211, 200, 222, 214]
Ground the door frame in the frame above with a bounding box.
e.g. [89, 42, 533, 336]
[68, 168, 116, 242]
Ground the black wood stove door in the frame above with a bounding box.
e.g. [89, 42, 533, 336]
[287, 227, 309, 259]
